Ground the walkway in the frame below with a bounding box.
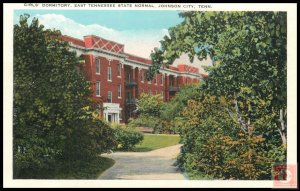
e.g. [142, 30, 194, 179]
[98, 144, 186, 180]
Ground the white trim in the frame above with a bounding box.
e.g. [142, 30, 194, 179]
[117, 63, 122, 77]
[69, 45, 202, 79]
[95, 58, 100, 75]
[96, 81, 101, 97]
[103, 102, 122, 124]
[141, 70, 145, 83]
[108, 91, 112, 103]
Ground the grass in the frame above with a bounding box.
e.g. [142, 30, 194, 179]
[15, 156, 115, 179]
[133, 134, 180, 152]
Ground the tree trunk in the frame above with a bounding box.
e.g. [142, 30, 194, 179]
[279, 109, 287, 146]
[233, 94, 247, 133]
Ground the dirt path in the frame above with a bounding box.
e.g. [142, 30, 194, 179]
[98, 144, 186, 180]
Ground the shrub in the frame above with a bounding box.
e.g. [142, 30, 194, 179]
[178, 96, 284, 180]
[112, 125, 144, 151]
[127, 116, 160, 132]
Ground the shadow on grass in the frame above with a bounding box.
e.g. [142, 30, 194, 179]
[54, 156, 116, 179]
[14, 156, 115, 179]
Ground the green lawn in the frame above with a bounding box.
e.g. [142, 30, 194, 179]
[133, 134, 181, 152]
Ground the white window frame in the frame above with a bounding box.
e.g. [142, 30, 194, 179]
[96, 81, 101, 97]
[95, 58, 100, 75]
[161, 91, 164, 99]
[118, 84, 122, 98]
[108, 91, 112, 103]
[108, 67, 112, 81]
[117, 64, 121, 78]
[141, 71, 144, 83]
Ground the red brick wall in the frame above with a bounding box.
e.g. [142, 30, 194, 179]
[80, 55, 201, 122]
[84, 35, 124, 53]
[62, 34, 206, 122]
[125, 53, 152, 65]
[61, 35, 85, 47]
[81, 54, 126, 123]
[136, 70, 165, 98]
[83, 36, 94, 48]
[178, 64, 199, 74]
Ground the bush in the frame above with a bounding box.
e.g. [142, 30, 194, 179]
[127, 116, 160, 132]
[178, 96, 285, 180]
[112, 125, 144, 151]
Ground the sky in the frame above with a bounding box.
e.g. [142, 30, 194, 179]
[13, 10, 184, 58]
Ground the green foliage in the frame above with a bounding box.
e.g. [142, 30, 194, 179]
[13, 14, 116, 178]
[131, 93, 166, 133]
[136, 93, 164, 117]
[160, 83, 201, 133]
[177, 96, 283, 180]
[112, 125, 144, 151]
[127, 116, 161, 132]
[148, 11, 287, 179]
[130, 84, 200, 134]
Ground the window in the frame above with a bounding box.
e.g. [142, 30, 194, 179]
[117, 64, 121, 77]
[155, 90, 158, 95]
[96, 58, 100, 74]
[108, 67, 112, 81]
[128, 73, 131, 82]
[96, 81, 100, 97]
[161, 91, 164, 99]
[149, 90, 152, 95]
[118, 84, 122, 98]
[154, 74, 157, 84]
[161, 74, 164, 85]
[141, 71, 145, 83]
[108, 91, 112, 103]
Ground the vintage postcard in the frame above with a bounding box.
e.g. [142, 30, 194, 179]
[3, 3, 297, 188]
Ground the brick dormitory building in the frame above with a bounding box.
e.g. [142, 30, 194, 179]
[61, 35, 209, 124]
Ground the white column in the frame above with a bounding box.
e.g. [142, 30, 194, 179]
[104, 113, 107, 122]
[116, 113, 119, 124]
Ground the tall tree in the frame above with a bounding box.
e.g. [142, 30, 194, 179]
[148, 11, 287, 147]
[13, 14, 115, 178]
